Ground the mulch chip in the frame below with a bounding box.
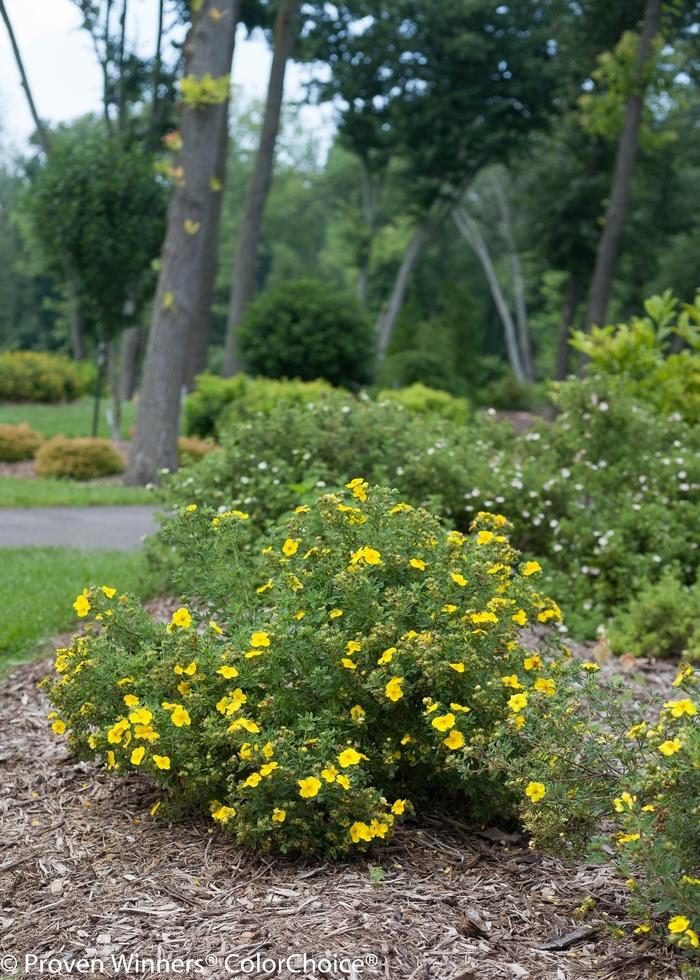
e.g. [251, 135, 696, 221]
[0, 649, 688, 980]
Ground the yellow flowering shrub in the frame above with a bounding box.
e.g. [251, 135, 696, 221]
[0, 422, 44, 461]
[46, 484, 574, 857]
[35, 436, 124, 480]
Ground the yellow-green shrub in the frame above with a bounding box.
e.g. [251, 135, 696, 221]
[0, 350, 84, 403]
[35, 436, 124, 480]
[376, 382, 470, 423]
[178, 436, 217, 464]
[46, 484, 573, 857]
[0, 422, 44, 461]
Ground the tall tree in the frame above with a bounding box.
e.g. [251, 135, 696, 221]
[222, 0, 300, 377]
[584, 0, 662, 328]
[126, 0, 239, 484]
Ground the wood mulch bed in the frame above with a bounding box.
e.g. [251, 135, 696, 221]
[0, 634, 688, 980]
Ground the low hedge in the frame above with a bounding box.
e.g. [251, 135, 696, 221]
[0, 351, 84, 403]
[35, 437, 124, 480]
[0, 423, 44, 461]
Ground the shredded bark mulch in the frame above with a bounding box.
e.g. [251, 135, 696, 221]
[0, 651, 687, 980]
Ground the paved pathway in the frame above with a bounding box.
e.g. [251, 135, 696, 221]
[0, 506, 160, 551]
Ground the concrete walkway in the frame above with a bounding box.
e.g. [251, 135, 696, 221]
[0, 506, 160, 551]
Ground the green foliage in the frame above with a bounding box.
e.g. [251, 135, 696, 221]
[47, 485, 570, 856]
[183, 374, 343, 439]
[177, 436, 217, 464]
[571, 292, 700, 424]
[180, 73, 231, 107]
[238, 279, 375, 388]
[0, 423, 44, 461]
[377, 350, 468, 397]
[609, 572, 700, 661]
[0, 546, 154, 669]
[25, 125, 166, 340]
[377, 383, 469, 424]
[35, 436, 124, 480]
[0, 350, 84, 403]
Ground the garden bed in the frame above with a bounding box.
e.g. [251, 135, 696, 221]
[0, 648, 686, 979]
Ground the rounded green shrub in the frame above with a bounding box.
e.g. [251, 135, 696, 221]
[237, 279, 375, 387]
[35, 436, 124, 480]
[0, 423, 44, 461]
[377, 382, 470, 423]
[178, 436, 217, 465]
[377, 349, 466, 396]
[0, 351, 84, 403]
[608, 572, 700, 660]
[47, 484, 569, 857]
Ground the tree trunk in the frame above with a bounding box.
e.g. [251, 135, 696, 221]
[106, 337, 122, 442]
[0, 0, 51, 154]
[453, 208, 527, 384]
[356, 155, 381, 305]
[584, 0, 661, 329]
[555, 274, 581, 380]
[120, 324, 142, 401]
[66, 278, 86, 360]
[125, 0, 239, 485]
[375, 224, 429, 359]
[222, 0, 299, 377]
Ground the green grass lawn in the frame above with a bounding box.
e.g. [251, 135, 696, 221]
[0, 397, 137, 439]
[0, 546, 157, 673]
[0, 477, 155, 507]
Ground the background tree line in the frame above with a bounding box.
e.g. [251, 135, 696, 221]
[0, 0, 699, 480]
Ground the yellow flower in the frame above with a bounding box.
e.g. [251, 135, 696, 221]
[390, 502, 413, 514]
[618, 833, 641, 844]
[244, 772, 262, 788]
[522, 561, 542, 577]
[512, 609, 528, 626]
[256, 580, 273, 594]
[282, 538, 300, 556]
[272, 808, 286, 823]
[450, 572, 468, 587]
[261, 762, 279, 778]
[171, 607, 192, 628]
[349, 546, 382, 566]
[350, 705, 366, 723]
[73, 594, 91, 617]
[409, 558, 426, 570]
[634, 924, 651, 935]
[377, 646, 396, 665]
[209, 619, 224, 633]
[349, 821, 373, 843]
[346, 640, 361, 655]
[321, 766, 338, 783]
[294, 610, 305, 620]
[523, 654, 541, 671]
[217, 665, 239, 679]
[581, 661, 600, 672]
[329, 608, 343, 619]
[443, 730, 465, 750]
[130, 747, 145, 766]
[211, 804, 236, 823]
[228, 717, 259, 733]
[174, 661, 197, 676]
[107, 719, 129, 744]
[685, 929, 699, 947]
[338, 747, 367, 768]
[663, 698, 697, 718]
[385, 676, 404, 701]
[51, 719, 67, 735]
[672, 665, 693, 687]
[298, 776, 322, 798]
[476, 530, 494, 545]
[450, 702, 470, 713]
[508, 692, 528, 713]
[534, 677, 556, 696]
[470, 611, 498, 624]
[123, 694, 140, 707]
[129, 707, 153, 726]
[525, 781, 546, 803]
[262, 742, 274, 759]
[391, 799, 407, 815]
[341, 658, 358, 670]
[442, 604, 458, 614]
[169, 705, 191, 728]
[153, 754, 171, 770]
[668, 916, 691, 934]
[101, 585, 117, 599]
[613, 791, 637, 812]
[370, 819, 389, 839]
[449, 662, 465, 673]
[106, 750, 117, 769]
[336, 774, 350, 790]
[250, 631, 270, 648]
[501, 674, 522, 690]
[658, 738, 683, 756]
[431, 713, 456, 732]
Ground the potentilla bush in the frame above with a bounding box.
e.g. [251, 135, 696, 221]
[47, 483, 578, 857]
[35, 436, 124, 480]
[0, 350, 84, 403]
[509, 662, 700, 959]
[608, 572, 700, 661]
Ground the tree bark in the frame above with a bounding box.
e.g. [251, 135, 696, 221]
[356, 155, 381, 305]
[453, 208, 527, 383]
[125, 0, 239, 485]
[584, 0, 661, 329]
[0, 0, 51, 154]
[106, 337, 122, 441]
[120, 324, 142, 401]
[375, 224, 429, 359]
[222, 0, 299, 377]
[555, 274, 581, 380]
